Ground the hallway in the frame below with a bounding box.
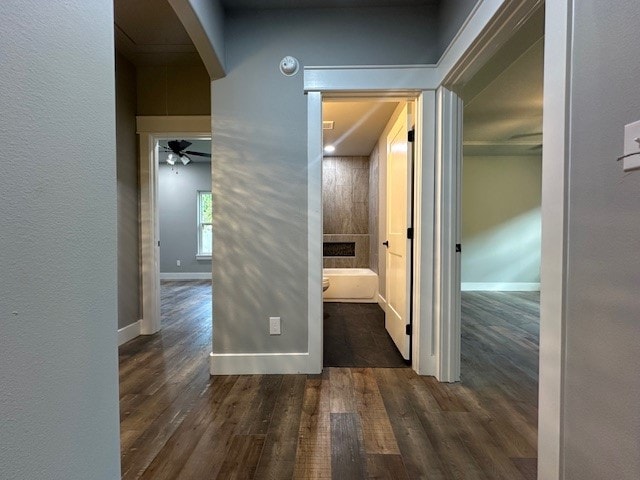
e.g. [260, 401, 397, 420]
[119, 284, 538, 479]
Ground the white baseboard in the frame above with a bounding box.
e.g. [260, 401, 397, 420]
[118, 320, 141, 346]
[461, 282, 540, 292]
[160, 272, 212, 281]
[210, 351, 316, 375]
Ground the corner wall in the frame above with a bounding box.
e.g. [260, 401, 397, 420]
[0, 1, 121, 477]
[116, 53, 141, 330]
[563, 1, 640, 478]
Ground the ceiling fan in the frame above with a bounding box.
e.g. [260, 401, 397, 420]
[162, 140, 211, 165]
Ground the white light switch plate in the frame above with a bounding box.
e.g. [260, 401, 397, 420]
[623, 120, 640, 172]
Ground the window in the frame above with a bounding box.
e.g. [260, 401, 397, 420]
[197, 191, 212, 258]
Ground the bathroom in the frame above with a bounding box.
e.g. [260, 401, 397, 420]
[321, 98, 413, 367]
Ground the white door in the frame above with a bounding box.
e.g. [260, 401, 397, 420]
[385, 105, 412, 359]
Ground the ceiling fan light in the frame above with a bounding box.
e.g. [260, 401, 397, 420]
[166, 153, 177, 165]
[181, 154, 191, 165]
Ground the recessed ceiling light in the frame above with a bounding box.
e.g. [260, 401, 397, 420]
[324, 145, 335, 153]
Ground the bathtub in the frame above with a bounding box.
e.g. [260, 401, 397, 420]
[323, 268, 378, 303]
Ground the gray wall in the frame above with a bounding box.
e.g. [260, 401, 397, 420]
[116, 53, 141, 329]
[159, 161, 212, 274]
[369, 144, 380, 273]
[323, 156, 370, 269]
[438, 0, 479, 55]
[461, 155, 541, 285]
[212, 7, 438, 354]
[563, 1, 640, 478]
[0, 0, 121, 478]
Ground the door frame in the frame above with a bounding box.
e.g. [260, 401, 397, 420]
[305, 69, 439, 376]
[137, 115, 211, 335]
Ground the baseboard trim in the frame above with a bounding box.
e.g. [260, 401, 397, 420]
[118, 320, 141, 346]
[160, 272, 212, 281]
[461, 282, 540, 292]
[209, 352, 313, 375]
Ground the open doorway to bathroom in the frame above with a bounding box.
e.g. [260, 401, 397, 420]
[321, 97, 414, 368]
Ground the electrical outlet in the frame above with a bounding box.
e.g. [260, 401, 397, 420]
[269, 317, 281, 335]
[623, 120, 640, 172]
[176, 260, 181, 267]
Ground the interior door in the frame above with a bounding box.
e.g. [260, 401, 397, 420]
[385, 104, 412, 359]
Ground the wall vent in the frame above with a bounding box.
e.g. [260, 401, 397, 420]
[322, 121, 335, 130]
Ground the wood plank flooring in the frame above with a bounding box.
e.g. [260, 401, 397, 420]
[120, 284, 539, 479]
[323, 302, 407, 368]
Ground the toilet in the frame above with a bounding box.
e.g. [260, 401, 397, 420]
[322, 276, 330, 292]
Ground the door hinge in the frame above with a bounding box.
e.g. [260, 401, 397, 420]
[407, 227, 413, 239]
[455, 243, 461, 253]
[407, 129, 415, 143]
[405, 324, 412, 336]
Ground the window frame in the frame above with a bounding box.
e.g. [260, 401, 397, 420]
[196, 190, 212, 259]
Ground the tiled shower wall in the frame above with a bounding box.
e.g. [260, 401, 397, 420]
[323, 156, 369, 268]
[368, 144, 379, 273]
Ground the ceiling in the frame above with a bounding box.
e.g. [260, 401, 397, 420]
[221, 0, 437, 9]
[114, 0, 200, 66]
[322, 101, 399, 156]
[462, 8, 544, 157]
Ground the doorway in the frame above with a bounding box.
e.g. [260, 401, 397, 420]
[320, 96, 416, 368]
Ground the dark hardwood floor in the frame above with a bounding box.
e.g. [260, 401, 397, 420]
[323, 302, 407, 368]
[119, 284, 539, 479]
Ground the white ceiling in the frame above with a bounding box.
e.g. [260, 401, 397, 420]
[322, 101, 399, 156]
[462, 8, 544, 157]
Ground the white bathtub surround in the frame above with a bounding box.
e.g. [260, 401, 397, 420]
[323, 268, 378, 303]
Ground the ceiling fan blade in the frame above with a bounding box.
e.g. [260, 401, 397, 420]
[184, 150, 211, 158]
[168, 140, 192, 153]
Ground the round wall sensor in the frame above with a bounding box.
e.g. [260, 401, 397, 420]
[279, 56, 299, 76]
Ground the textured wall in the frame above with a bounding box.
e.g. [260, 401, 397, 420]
[159, 161, 212, 274]
[563, 1, 640, 478]
[212, 6, 438, 355]
[0, 1, 121, 478]
[116, 53, 141, 329]
[461, 155, 541, 286]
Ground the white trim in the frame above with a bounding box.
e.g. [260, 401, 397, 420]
[160, 272, 212, 281]
[136, 116, 212, 337]
[433, 87, 463, 383]
[304, 65, 439, 92]
[118, 320, 141, 346]
[412, 92, 437, 377]
[538, 1, 570, 478]
[210, 352, 311, 375]
[307, 91, 324, 374]
[461, 282, 541, 292]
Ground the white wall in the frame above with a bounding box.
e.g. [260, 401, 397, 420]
[212, 7, 438, 356]
[461, 155, 541, 290]
[563, 1, 640, 478]
[159, 161, 212, 274]
[0, 1, 121, 478]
